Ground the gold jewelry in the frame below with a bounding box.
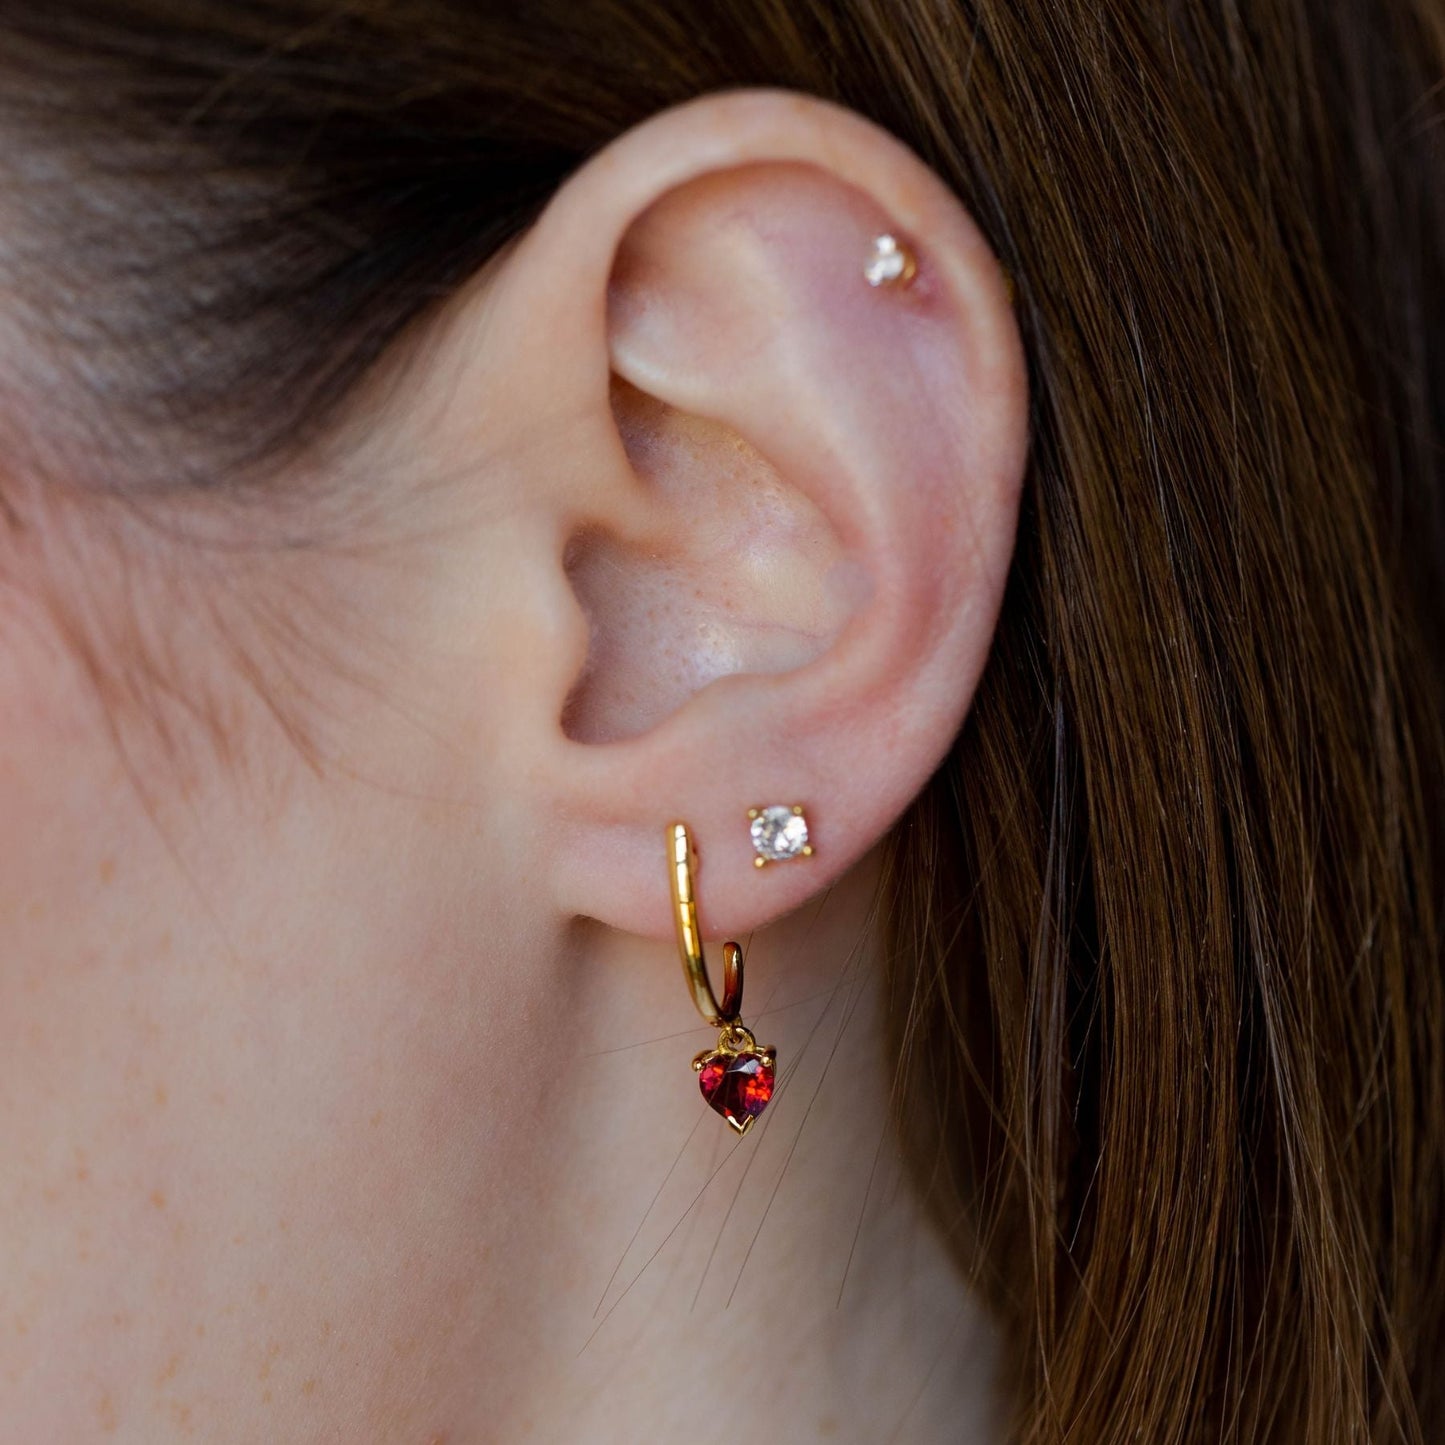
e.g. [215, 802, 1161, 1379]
[864, 233, 917, 287]
[748, 804, 813, 867]
[669, 822, 776, 1135]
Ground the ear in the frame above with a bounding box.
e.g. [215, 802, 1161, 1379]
[441, 92, 1026, 939]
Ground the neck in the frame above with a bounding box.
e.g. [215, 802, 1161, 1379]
[503, 863, 1001, 1442]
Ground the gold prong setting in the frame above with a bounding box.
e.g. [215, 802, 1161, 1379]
[749, 804, 812, 867]
[864, 233, 918, 288]
[695, 1029, 777, 1135]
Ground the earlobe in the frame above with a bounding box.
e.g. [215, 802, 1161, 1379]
[463, 92, 1027, 942]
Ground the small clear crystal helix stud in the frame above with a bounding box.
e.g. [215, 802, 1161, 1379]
[864, 233, 917, 288]
[748, 805, 813, 867]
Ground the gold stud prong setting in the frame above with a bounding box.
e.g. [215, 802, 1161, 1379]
[864, 233, 917, 288]
[749, 804, 813, 867]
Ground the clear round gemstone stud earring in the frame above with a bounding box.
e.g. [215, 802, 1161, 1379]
[864, 233, 917, 288]
[748, 804, 813, 867]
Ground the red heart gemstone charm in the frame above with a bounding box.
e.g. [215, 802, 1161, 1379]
[695, 1047, 776, 1135]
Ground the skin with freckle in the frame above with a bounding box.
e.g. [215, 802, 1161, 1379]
[3, 6, 1439, 1443]
[0, 95, 1011, 1445]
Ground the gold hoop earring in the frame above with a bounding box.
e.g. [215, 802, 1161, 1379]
[669, 822, 776, 1136]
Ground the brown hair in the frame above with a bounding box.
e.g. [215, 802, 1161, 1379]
[3, 3, 1443, 1439]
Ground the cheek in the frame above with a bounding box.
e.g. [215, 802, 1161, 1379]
[0, 581, 147, 959]
[0, 569, 575, 1433]
[0, 573, 242, 1204]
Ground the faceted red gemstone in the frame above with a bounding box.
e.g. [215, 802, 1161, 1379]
[697, 1050, 775, 1131]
